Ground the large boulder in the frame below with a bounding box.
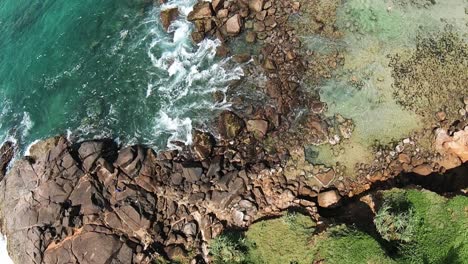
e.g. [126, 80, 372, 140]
[187, 2, 213, 21]
[317, 190, 341, 208]
[160, 7, 179, 31]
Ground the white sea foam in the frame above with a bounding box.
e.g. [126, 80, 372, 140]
[0, 234, 13, 264]
[144, 0, 244, 149]
[19, 112, 33, 139]
[24, 139, 41, 157]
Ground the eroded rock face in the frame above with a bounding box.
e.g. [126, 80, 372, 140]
[0, 141, 14, 180]
[0, 137, 320, 263]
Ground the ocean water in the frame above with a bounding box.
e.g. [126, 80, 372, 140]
[0, 0, 243, 152]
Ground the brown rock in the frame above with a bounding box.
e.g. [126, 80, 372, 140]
[318, 190, 341, 208]
[218, 111, 245, 139]
[216, 44, 230, 57]
[435, 111, 446, 121]
[245, 31, 256, 43]
[187, 2, 213, 21]
[160, 8, 179, 31]
[413, 164, 433, 176]
[211, 0, 225, 11]
[191, 31, 205, 43]
[262, 58, 276, 70]
[233, 53, 251, 63]
[264, 16, 276, 27]
[314, 169, 335, 187]
[216, 9, 229, 18]
[226, 14, 242, 35]
[292, 1, 301, 12]
[253, 21, 265, 32]
[256, 10, 267, 21]
[398, 153, 411, 164]
[0, 141, 14, 179]
[249, 0, 264, 12]
[435, 127, 468, 162]
[247, 119, 268, 138]
[192, 130, 214, 160]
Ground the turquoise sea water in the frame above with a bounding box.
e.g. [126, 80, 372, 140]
[0, 0, 242, 151]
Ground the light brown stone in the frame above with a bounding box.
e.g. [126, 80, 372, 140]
[413, 164, 433, 176]
[226, 14, 242, 35]
[249, 0, 264, 12]
[318, 190, 341, 208]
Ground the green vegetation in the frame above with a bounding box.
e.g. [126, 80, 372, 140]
[395, 189, 468, 263]
[312, 224, 395, 264]
[245, 212, 316, 264]
[208, 189, 467, 264]
[210, 232, 249, 264]
[374, 191, 417, 242]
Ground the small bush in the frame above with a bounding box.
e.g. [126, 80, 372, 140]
[209, 233, 248, 264]
[374, 203, 417, 242]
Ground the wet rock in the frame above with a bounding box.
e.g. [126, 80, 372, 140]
[218, 111, 245, 139]
[0, 141, 14, 180]
[187, 2, 213, 21]
[160, 7, 179, 31]
[262, 58, 276, 70]
[247, 119, 268, 138]
[245, 31, 257, 43]
[226, 14, 242, 35]
[191, 31, 205, 43]
[317, 190, 341, 208]
[233, 53, 251, 63]
[192, 130, 214, 160]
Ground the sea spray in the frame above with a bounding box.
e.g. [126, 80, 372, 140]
[0, 0, 244, 153]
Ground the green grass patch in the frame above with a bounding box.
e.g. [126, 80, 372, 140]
[312, 224, 395, 264]
[245, 212, 316, 264]
[390, 189, 468, 263]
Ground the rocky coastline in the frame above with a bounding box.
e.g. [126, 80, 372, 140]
[0, 0, 467, 263]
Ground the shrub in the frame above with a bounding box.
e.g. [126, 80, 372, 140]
[209, 233, 248, 264]
[374, 203, 417, 242]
